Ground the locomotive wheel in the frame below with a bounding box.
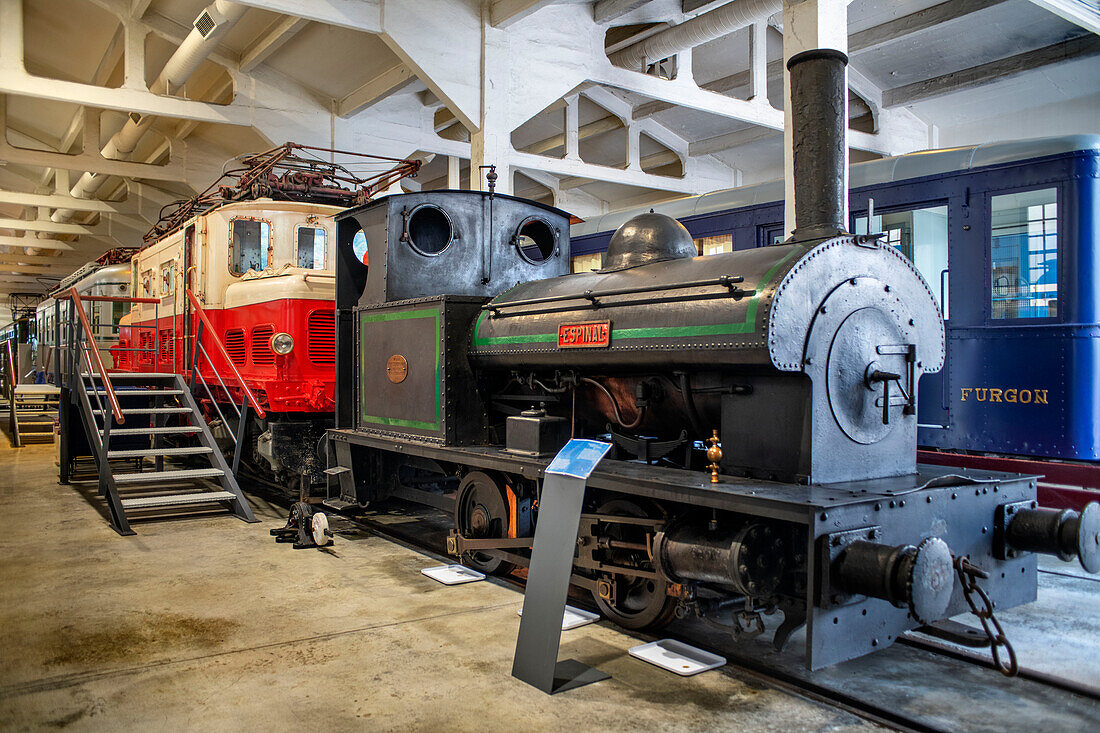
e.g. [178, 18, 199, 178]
[591, 499, 678, 630]
[454, 471, 515, 576]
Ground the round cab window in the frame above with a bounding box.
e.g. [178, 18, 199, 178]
[407, 205, 453, 256]
[352, 230, 369, 265]
[515, 217, 557, 264]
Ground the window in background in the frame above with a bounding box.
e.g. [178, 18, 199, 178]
[231, 219, 270, 274]
[989, 188, 1058, 319]
[297, 226, 326, 269]
[571, 252, 603, 273]
[856, 204, 949, 319]
[352, 230, 369, 265]
[694, 234, 733, 256]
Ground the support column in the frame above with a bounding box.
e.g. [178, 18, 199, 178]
[123, 21, 147, 92]
[627, 125, 641, 171]
[748, 21, 768, 103]
[564, 96, 580, 161]
[676, 47, 694, 85]
[782, 0, 848, 239]
[447, 156, 461, 189]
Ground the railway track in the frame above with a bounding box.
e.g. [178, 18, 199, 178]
[244, 478, 1100, 733]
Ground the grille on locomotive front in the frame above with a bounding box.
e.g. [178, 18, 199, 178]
[307, 310, 335, 365]
[251, 325, 275, 366]
[225, 329, 246, 365]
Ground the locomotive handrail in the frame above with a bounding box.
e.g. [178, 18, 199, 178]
[482, 275, 751, 314]
[185, 288, 266, 419]
[68, 288, 124, 425]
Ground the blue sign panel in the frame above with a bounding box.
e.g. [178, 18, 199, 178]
[545, 439, 612, 480]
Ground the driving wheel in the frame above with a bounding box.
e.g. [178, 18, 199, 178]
[454, 471, 515, 575]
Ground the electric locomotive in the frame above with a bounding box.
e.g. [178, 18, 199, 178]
[106, 144, 419, 492]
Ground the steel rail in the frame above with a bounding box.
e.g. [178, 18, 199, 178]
[67, 288, 124, 425]
[184, 288, 266, 419]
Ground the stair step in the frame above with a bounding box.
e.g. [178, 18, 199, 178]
[108, 446, 214, 459]
[109, 426, 200, 436]
[93, 407, 190, 416]
[85, 372, 175, 380]
[120, 491, 237, 509]
[114, 468, 224, 484]
[87, 388, 185, 396]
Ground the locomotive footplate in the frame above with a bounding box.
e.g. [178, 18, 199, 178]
[327, 428, 1047, 670]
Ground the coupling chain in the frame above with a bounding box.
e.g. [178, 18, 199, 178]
[955, 557, 1018, 677]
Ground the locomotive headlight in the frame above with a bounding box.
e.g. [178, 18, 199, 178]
[271, 332, 295, 355]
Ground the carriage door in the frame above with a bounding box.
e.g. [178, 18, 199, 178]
[182, 224, 195, 373]
[854, 201, 951, 430]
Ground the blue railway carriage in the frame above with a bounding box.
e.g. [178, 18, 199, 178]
[571, 135, 1100, 473]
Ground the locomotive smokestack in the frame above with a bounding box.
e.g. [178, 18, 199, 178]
[781, 0, 850, 240]
[787, 48, 848, 238]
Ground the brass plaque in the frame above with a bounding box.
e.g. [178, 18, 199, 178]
[386, 354, 408, 384]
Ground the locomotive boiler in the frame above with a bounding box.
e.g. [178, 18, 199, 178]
[325, 49, 1098, 671]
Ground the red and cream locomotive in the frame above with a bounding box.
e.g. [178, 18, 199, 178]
[114, 144, 418, 490]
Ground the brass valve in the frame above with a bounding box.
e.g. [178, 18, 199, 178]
[706, 429, 722, 484]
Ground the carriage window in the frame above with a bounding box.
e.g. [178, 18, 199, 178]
[571, 252, 603, 273]
[352, 230, 369, 265]
[990, 189, 1058, 319]
[406, 205, 452, 256]
[296, 226, 326, 269]
[694, 234, 733, 256]
[515, 218, 557, 263]
[141, 270, 154, 298]
[761, 224, 785, 246]
[856, 204, 949, 319]
[231, 218, 270, 274]
[161, 261, 176, 295]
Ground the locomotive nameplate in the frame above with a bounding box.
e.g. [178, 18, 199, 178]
[386, 354, 408, 383]
[558, 321, 610, 349]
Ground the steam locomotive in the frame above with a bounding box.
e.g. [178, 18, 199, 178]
[322, 51, 1096, 671]
[324, 187, 1098, 670]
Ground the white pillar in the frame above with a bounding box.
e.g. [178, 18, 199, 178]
[748, 21, 767, 103]
[447, 156, 461, 189]
[782, 0, 848, 238]
[123, 21, 146, 92]
[564, 96, 580, 161]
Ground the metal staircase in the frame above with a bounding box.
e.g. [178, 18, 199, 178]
[62, 289, 258, 536]
[4, 339, 59, 447]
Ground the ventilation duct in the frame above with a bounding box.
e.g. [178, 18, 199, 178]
[52, 0, 246, 222]
[609, 0, 781, 71]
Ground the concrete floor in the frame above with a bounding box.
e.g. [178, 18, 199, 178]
[0, 437, 878, 732]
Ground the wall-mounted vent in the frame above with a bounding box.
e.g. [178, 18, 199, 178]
[251, 325, 275, 366]
[307, 310, 335, 365]
[225, 329, 246, 366]
[193, 10, 217, 38]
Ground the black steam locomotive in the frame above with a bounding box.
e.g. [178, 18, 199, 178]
[325, 184, 1098, 671]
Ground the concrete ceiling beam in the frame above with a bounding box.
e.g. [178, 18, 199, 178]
[0, 191, 135, 215]
[338, 64, 418, 117]
[0, 218, 105, 236]
[689, 126, 777, 156]
[240, 15, 310, 73]
[521, 115, 625, 156]
[510, 148, 703, 194]
[1027, 0, 1100, 34]
[883, 34, 1100, 107]
[229, 0, 382, 33]
[0, 235, 75, 251]
[490, 0, 559, 28]
[594, 0, 656, 24]
[849, 0, 1007, 54]
[130, 0, 154, 20]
